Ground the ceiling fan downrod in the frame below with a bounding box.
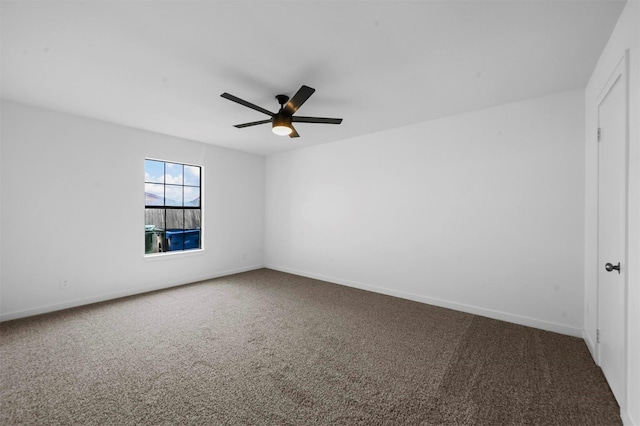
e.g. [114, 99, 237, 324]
[275, 94, 289, 111]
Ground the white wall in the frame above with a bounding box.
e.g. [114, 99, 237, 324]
[585, 1, 640, 424]
[0, 101, 265, 321]
[266, 89, 585, 336]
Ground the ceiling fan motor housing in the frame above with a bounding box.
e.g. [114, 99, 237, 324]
[272, 113, 293, 135]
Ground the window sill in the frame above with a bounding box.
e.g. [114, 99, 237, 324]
[144, 249, 205, 261]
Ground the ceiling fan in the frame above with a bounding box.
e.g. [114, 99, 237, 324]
[220, 85, 342, 138]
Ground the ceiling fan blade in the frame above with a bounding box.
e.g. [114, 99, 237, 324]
[292, 116, 343, 125]
[288, 124, 300, 138]
[221, 92, 274, 116]
[283, 85, 315, 116]
[234, 119, 272, 128]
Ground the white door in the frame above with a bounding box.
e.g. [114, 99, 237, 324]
[597, 54, 628, 406]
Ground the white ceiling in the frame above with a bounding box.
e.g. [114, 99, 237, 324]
[0, 0, 626, 156]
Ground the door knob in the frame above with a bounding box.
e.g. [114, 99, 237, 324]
[605, 262, 621, 274]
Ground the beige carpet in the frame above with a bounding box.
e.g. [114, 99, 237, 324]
[0, 269, 620, 425]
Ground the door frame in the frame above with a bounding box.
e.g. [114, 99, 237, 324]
[595, 50, 629, 407]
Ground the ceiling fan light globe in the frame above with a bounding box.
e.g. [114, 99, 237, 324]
[272, 125, 292, 136]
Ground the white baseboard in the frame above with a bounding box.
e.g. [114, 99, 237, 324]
[622, 410, 635, 426]
[265, 264, 583, 338]
[4, 263, 584, 339]
[0, 264, 264, 322]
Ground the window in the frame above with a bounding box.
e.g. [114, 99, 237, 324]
[145, 159, 201, 254]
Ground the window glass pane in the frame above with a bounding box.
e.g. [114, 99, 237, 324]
[165, 163, 183, 185]
[183, 228, 201, 250]
[184, 165, 200, 186]
[166, 209, 184, 230]
[145, 183, 164, 206]
[145, 208, 165, 229]
[185, 209, 201, 229]
[145, 209, 165, 254]
[165, 185, 183, 206]
[184, 186, 200, 207]
[145, 160, 164, 183]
